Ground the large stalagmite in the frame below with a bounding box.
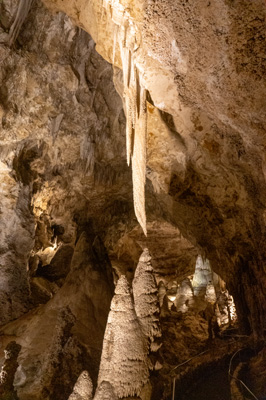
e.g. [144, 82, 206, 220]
[96, 275, 150, 399]
[132, 248, 161, 346]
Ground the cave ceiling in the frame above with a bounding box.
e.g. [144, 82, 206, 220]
[0, 0, 265, 370]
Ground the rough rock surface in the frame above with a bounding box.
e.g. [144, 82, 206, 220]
[0, 0, 266, 399]
[97, 275, 150, 399]
[132, 249, 161, 346]
[68, 370, 93, 400]
[0, 341, 21, 400]
[0, 229, 113, 400]
[41, 0, 266, 339]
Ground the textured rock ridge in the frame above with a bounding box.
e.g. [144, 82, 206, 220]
[68, 370, 93, 400]
[93, 381, 118, 400]
[132, 248, 161, 347]
[97, 275, 150, 399]
[97, 250, 161, 399]
[40, 0, 266, 339]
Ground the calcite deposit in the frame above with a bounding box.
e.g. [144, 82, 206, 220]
[0, 0, 265, 399]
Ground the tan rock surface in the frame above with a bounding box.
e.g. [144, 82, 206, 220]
[0, 0, 266, 398]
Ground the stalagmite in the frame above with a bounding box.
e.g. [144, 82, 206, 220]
[158, 281, 167, 308]
[93, 381, 118, 400]
[68, 371, 93, 400]
[132, 248, 161, 345]
[96, 275, 150, 398]
[205, 282, 216, 303]
[175, 278, 194, 312]
[192, 255, 213, 296]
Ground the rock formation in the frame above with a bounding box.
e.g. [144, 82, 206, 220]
[97, 275, 150, 399]
[0, 229, 113, 400]
[40, 0, 266, 340]
[0, 0, 266, 398]
[68, 370, 93, 400]
[0, 341, 21, 400]
[132, 248, 161, 347]
[93, 381, 118, 400]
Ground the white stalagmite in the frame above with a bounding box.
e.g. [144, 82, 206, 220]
[103, 0, 148, 236]
[96, 275, 150, 398]
[132, 249, 161, 345]
[68, 370, 93, 400]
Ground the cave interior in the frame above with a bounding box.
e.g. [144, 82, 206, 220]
[0, 0, 266, 399]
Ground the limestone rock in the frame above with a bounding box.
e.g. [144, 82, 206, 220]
[132, 249, 161, 345]
[93, 381, 118, 400]
[97, 275, 150, 399]
[174, 278, 194, 313]
[68, 370, 93, 400]
[36, 245, 74, 282]
[0, 341, 21, 400]
[0, 230, 113, 400]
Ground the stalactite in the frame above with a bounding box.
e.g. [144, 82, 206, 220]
[103, 0, 148, 236]
[125, 95, 133, 165]
[112, 24, 119, 64]
[132, 248, 161, 346]
[7, 0, 34, 46]
[132, 84, 147, 236]
[96, 275, 150, 398]
[68, 371, 93, 400]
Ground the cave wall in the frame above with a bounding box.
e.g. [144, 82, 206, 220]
[39, 0, 266, 337]
[0, 0, 266, 398]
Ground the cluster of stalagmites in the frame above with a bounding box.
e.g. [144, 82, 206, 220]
[69, 248, 160, 400]
[159, 255, 236, 328]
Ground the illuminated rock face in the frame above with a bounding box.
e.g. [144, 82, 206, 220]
[40, 0, 266, 338]
[0, 230, 113, 400]
[132, 249, 161, 346]
[97, 275, 150, 399]
[96, 250, 161, 400]
[68, 370, 93, 400]
[0, 0, 266, 398]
